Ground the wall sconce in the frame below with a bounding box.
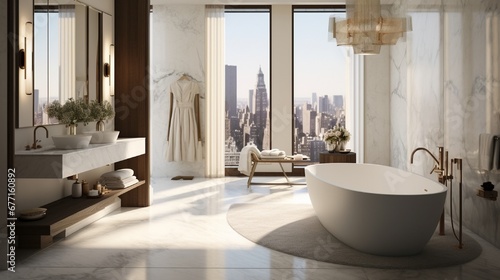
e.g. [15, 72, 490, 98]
[103, 44, 114, 96]
[19, 22, 33, 95]
[103, 64, 110, 77]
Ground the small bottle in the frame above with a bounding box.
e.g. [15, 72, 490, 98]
[72, 179, 82, 198]
[95, 182, 102, 195]
[82, 180, 90, 195]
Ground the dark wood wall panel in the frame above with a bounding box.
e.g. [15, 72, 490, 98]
[114, 0, 150, 207]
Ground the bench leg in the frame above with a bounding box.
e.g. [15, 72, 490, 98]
[278, 162, 291, 184]
[247, 161, 258, 188]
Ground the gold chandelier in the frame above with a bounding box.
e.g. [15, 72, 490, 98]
[332, 0, 410, 55]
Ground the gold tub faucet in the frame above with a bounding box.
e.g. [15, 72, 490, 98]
[410, 146, 448, 236]
[410, 146, 446, 178]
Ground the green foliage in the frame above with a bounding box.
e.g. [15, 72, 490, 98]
[89, 100, 115, 122]
[46, 98, 92, 126]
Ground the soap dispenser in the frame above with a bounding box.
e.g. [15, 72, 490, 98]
[72, 179, 82, 198]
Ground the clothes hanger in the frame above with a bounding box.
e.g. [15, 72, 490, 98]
[179, 73, 191, 81]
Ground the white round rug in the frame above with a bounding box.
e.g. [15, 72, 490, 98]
[227, 203, 482, 269]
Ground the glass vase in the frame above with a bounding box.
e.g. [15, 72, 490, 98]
[326, 142, 336, 153]
[96, 120, 105, 131]
[336, 141, 346, 152]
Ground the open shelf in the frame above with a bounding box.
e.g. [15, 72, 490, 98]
[16, 180, 146, 249]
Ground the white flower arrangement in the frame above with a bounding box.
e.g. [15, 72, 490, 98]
[323, 126, 351, 144]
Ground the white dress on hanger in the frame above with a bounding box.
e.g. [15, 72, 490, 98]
[166, 79, 202, 162]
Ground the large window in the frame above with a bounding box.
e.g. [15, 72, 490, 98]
[224, 7, 270, 166]
[34, 7, 60, 125]
[293, 7, 348, 162]
[224, 6, 350, 168]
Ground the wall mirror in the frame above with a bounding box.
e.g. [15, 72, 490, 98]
[17, 0, 111, 128]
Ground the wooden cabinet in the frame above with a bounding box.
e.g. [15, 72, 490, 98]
[319, 152, 356, 163]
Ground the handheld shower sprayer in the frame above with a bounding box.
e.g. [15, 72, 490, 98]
[448, 158, 463, 249]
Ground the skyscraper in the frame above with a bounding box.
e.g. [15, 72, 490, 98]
[318, 94, 329, 113]
[333, 95, 344, 109]
[252, 67, 269, 150]
[225, 65, 237, 118]
[248, 89, 254, 113]
[312, 92, 317, 111]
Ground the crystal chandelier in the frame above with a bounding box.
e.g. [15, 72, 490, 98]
[332, 0, 411, 55]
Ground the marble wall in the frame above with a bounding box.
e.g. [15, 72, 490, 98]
[390, 0, 500, 248]
[364, 47, 391, 165]
[150, 5, 206, 178]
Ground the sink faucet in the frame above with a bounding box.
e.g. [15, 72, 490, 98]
[410, 146, 448, 236]
[32, 125, 49, 150]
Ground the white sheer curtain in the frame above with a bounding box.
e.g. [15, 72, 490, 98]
[205, 5, 225, 177]
[59, 5, 75, 103]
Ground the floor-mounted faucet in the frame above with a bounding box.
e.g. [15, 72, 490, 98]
[410, 146, 448, 235]
[30, 125, 49, 150]
[410, 147, 447, 179]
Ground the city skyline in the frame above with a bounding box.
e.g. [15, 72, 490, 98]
[224, 66, 345, 164]
[225, 10, 347, 100]
[224, 9, 350, 165]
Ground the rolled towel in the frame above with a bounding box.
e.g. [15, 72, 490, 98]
[260, 149, 286, 159]
[100, 168, 134, 180]
[260, 149, 272, 156]
[269, 150, 285, 156]
[261, 149, 285, 157]
[293, 154, 304, 160]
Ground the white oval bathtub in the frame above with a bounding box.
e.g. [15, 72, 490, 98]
[305, 163, 447, 256]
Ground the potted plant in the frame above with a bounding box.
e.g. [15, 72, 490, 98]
[46, 98, 92, 135]
[89, 100, 115, 131]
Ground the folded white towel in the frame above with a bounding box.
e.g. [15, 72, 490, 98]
[238, 145, 261, 176]
[479, 134, 495, 171]
[261, 149, 286, 157]
[101, 168, 134, 180]
[105, 177, 139, 189]
[101, 176, 137, 185]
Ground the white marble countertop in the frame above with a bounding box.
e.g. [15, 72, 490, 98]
[15, 138, 146, 178]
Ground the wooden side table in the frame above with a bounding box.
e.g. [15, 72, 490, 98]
[319, 152, 356, 163]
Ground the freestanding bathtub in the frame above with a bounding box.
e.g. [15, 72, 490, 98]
[305, 163, 447, 256]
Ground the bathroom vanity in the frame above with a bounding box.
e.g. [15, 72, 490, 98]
[15, 137, 146, 248]
[15, 138, 145, 178]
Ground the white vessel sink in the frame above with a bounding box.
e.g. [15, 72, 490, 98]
[84, 131, 120, 144]
[52, 135, 92, 149]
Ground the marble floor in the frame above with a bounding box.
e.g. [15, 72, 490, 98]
[2, 176, 500, 280]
